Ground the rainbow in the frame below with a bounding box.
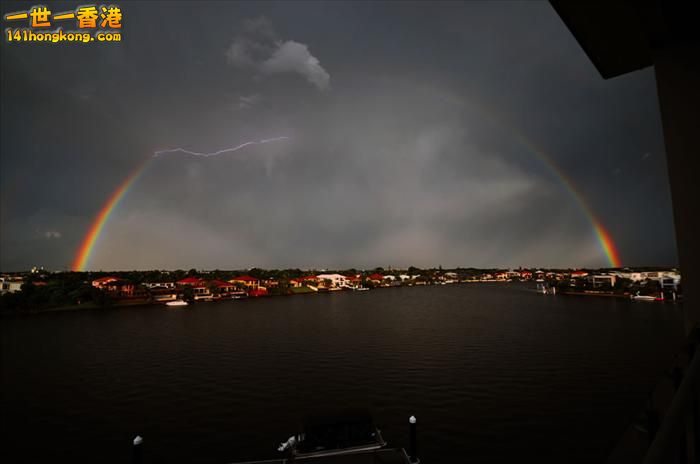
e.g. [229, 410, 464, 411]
[71, 124, 622, 270]
[71, 162, 149, 271]
[452, 91, 622, 268]
[72, 137, 293, 271]
[513, 134, 622, 268]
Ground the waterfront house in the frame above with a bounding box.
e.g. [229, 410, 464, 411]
[367, 273, 384, 285]
[300, 275, 320, 286]
[229, 275, 261, 290]
[443, 272, 459, 284]
[289, 278, 303, 288]
[92, 276, 137, 297]
[209, 279, 237, 298]
[661, 275, 681, 291]
[413, 276, 428, 285]
[591, 274, 617, 288]
[177, 276, 206, 286]
[0, 276, 24, 294]
[177, 277, 213, 300]
[345, 275, 362, 288]
[143, 282, 176, 290]
[316, 274, 348, 288]
[92, 276, 120, 288]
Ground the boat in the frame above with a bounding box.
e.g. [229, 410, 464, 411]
[165, 299, 189, 307]
[631, 293, 656, 301]
[277, 409, 388, 458]
[354, 287, 370, 291]
[536, 282, 556, 295]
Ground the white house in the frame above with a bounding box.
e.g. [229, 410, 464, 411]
[316, 274, 348, 288]
[0, 277, 24, 294]
[143, 282, 176, 289]
[613, 270, 681, 283]
[591, 274, 616, 287]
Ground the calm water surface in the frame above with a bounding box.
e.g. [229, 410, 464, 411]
[0, 283, 685, 463]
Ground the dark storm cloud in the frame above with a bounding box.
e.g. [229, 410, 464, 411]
[0, 1, 677, 271]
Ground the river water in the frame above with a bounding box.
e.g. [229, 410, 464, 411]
[0, 283, 685, 463]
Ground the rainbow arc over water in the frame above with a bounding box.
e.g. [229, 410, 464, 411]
[71, 131, 621, 271]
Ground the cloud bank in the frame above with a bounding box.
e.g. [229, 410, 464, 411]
[226, 17, 330, 91]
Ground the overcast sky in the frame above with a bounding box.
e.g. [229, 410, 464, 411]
[0, 1, 678, 271]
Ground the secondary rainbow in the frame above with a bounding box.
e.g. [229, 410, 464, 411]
[71, 162, 149, 271]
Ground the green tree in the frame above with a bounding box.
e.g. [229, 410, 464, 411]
[408, 266, 421, 275]
[182, 286, 195, 303]
[91, 287, 113, 307]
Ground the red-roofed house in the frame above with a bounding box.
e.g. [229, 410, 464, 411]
[208, 279, 236, 298]
[92, 276, 120, 288]
[177, 277, 212, 300]
[92, 277, 136, 297]
[177, 276, 206, 286]
[367, 273, 384, 285]
[300, 275, 319, 285]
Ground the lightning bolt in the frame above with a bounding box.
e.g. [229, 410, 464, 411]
[154, 136, 290, 158]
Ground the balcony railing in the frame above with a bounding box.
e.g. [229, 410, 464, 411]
[610, 327, 699, 464]
[643, 327, 699, 464]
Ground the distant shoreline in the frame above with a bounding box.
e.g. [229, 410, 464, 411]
[0, 281, 466, 316]
[1, 279, 677, 317]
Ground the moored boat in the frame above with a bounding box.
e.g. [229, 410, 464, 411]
[278, 409, 388, 458]
[631, 293, 656, 301]
[165, 299, 189, 307]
